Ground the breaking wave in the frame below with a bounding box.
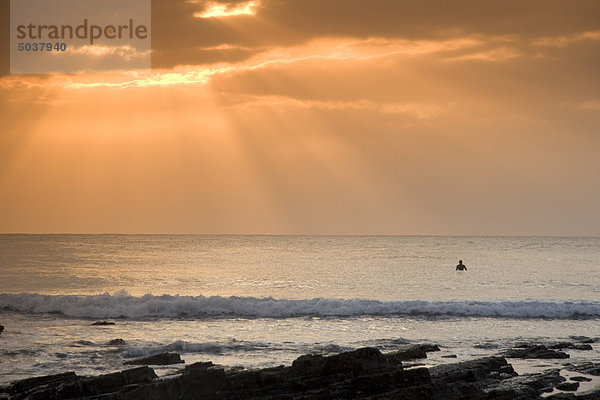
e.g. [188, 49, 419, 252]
[1, 293, 599, 319]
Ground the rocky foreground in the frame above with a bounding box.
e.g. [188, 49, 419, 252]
[2, 344, 600, 400]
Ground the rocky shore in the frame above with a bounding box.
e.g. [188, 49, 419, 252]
[1, 342, 599, 399]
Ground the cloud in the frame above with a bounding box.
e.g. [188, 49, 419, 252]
[2, 0, 600, 234]
[2, 0, 600, 74]
[58, 35, 483, 89]
[65, 45, 151, 61]
[226, 95, 450, 119]
[533, 30, 600, 48]
[444, 46, 519, 62]
[147, 0, 600, 69]
[193, 0, 260, 18]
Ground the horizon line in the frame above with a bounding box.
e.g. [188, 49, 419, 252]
[1, 233, 599, 238]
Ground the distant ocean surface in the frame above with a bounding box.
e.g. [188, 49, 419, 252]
[1, 235, 599, 384]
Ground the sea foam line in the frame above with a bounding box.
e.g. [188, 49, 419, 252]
[1, 293, 599, 319]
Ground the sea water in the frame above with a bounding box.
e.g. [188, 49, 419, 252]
[1, 235, 599, 385]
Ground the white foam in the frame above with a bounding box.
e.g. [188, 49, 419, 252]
[1, 293, 599, 319]
[124, 340, 230, 357]
[122, 340, 351, 358]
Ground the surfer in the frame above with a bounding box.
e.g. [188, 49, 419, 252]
[456, 260, 467, 271]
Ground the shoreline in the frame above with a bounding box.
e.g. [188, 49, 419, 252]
[2, 341, 599, 399]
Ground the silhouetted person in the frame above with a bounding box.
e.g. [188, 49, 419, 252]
[456, 260, 467, 270]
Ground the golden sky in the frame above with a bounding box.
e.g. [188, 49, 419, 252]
[1, 0, 600, 235]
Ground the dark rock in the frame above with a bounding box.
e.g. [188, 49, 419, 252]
[393, 367, 431, 388]
[570, 375, 592, 382]
[564, 362, 600, 376]
[122, 377, 185, 400]
[0, 324, 4, 333]
[322, 347, 387, 374]
[121, 366, 159, 384]
[183, 361, 215, 372]
[289, 353, 325, 377]
[572, 344, 593, 350]
[569, 335, 595, 343]
[503, 345, 570, 359]
[56, 366, 158, 398]
[556, 381, 580, 391]
[431, 356, 517, 384]
[505, 369, 563, 390]
[575, 388, 600, 400]
[484, 368, 565, 399]
[547, 393, 577, 399]
[350, 372, 395, 395]
[5, 346, 592, 400]
[291, 347, 387, 376]
[5, 372, 77, 395]
[385, 344, 441, 362]
[91, 321, 115, 326]
[514, 342, 534, 348]
[549, 342, 593, 351]
[124, 352, 184, 366]
[107, 338, 126, 345]
[442, 354, 458, 358]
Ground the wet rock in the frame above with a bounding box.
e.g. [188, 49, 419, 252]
[124, 352, 184, 366]
[503, 345, 570, 359]
[570, 375, 592, 382]
[484, 368, 565, 399]
[556, 381, 579, 391]
[91, 321, 115, 326]
[107, 338, 126, 345]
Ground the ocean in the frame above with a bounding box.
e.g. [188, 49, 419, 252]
[1, 235, 599, 385]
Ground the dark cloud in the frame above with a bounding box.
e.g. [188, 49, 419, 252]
[3, 0, 599, 71]
[150, 0, 600, 68]
[258, 0, 600, 38]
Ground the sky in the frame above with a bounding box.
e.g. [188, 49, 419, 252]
[1, 0, 600, 235]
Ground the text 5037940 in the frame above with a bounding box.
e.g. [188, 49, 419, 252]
[17, 42, 67, 52]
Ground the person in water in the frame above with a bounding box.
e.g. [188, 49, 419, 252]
[456, 260, 467, 270]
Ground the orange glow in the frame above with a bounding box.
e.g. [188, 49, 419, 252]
[194, 1, 259, 19]
[2, 1, 600, 235]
